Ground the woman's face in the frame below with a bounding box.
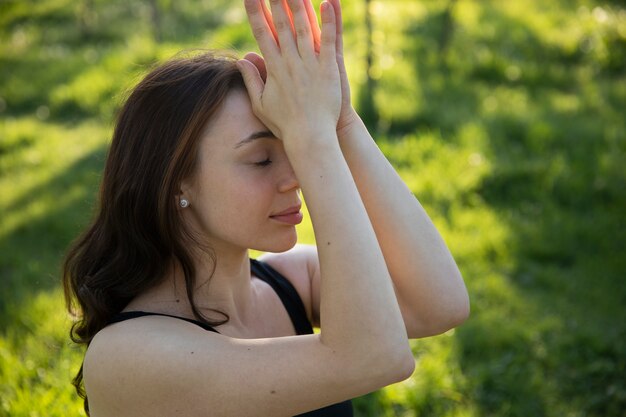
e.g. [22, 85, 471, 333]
[181, 89, 302, 254]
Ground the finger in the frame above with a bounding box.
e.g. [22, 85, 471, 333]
[244, 52, 267, 82]
[244, 0, 280, 61]
[328, 0, 343, 58]
[287, 0, 315, 60]
[303, 0, 321, 54]
[269, 0, 298, 55]
[260, 0, 279, 44]
[236, 59, 265, 108]
[319, 1, 337, 62]
[262, 0, 297, 47]
[284, 0, 296, 38]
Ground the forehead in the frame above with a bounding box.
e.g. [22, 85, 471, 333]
[201, 89, 265, 150]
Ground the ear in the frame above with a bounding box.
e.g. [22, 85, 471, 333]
[176, 181, 193, 210]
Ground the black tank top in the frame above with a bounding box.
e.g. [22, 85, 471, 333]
[109, 258, 354, 417]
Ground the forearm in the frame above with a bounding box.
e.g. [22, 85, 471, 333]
[285, 134, 411, 357]
[338, 116, 469, 336]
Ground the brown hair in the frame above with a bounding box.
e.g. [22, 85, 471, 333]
[62, 50, 244, 413]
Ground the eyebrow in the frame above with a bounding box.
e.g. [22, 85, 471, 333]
[234, 130, 277, 149]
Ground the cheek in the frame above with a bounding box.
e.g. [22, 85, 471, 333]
[200, 172, 273, 227]
[225, 172, 272, 204]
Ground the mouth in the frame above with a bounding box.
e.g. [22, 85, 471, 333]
[270, 204, 302, 217]
[270, 204, 303, 225]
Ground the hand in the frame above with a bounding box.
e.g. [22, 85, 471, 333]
[238, 0, 341, 149]
[241, 0, 360, 139]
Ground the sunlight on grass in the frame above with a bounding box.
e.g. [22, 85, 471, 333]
[1, 289, 85, 417]
[1, 0, 624, 415]
[0, 118, 108, 240]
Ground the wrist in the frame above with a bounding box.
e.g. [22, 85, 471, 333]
[336, 108, 364, 141]
[283, 129, 340, 164]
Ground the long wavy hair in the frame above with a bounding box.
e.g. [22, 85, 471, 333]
[62, 51, 244, 413]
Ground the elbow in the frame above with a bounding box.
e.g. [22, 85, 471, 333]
[358, 336, 415, 385]
[448, 290, 471, 328]
[416, 312, 467, 338]
[395, 349, 416, 381]
[331, 342, 415, 394]
[407, 289, 470, 338]
[384, 331, 416, 381]
[439, 292, 470, 333]
[374, 344, 416, 385]
[436, 290, 470, 334]
[434, 277, 471, 333]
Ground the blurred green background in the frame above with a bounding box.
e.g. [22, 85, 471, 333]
[1, 0, 625, 416]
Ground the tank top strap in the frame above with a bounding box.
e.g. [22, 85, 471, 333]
[108, 311, 219, 333]
[250, 258, 314, 335]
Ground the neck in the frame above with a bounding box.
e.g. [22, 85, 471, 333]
[127, 245, 257, 327]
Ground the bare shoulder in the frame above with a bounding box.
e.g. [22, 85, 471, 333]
[81, 311, 382, 417]
[257, 244, 320, 325]
[83, 315, 219, 416]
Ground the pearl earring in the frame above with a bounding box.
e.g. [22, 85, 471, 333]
[180, 199, 189, 208]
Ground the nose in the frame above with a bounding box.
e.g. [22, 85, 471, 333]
[277, 159, 300, 193]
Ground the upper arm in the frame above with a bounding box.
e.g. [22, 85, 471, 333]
[84, 318, 395, 417]
[260, 244, 464, 339]
[258, 244, 425, 335]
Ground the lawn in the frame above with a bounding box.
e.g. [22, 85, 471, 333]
[1, 0, 625, 416]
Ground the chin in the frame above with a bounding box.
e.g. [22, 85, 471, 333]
[254, 230, 298, 253]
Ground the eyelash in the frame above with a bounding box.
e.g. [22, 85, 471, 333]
[254, 158, 272, 167]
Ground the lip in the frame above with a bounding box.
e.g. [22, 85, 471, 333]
[270, 204, 303, 225]
[271, 204, 302, 217]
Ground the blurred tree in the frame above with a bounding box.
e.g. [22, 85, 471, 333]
[147, 0, 162, 41]
[439, 0, 457, 68]
[78, 0, 97, 36]
[357, 0, 379, 128]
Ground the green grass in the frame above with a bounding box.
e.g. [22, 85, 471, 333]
[1, 0, 625, 416]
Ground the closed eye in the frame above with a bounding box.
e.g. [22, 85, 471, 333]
[254, 158, 272, 167]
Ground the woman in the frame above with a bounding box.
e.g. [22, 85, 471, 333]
[63, 0, 469, 415]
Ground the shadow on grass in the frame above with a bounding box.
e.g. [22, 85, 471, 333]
[393, 3, 626, 416]
[2, 1, 625, 415]
[470, 113, 626, 416]
[0, 145, 106, 331]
